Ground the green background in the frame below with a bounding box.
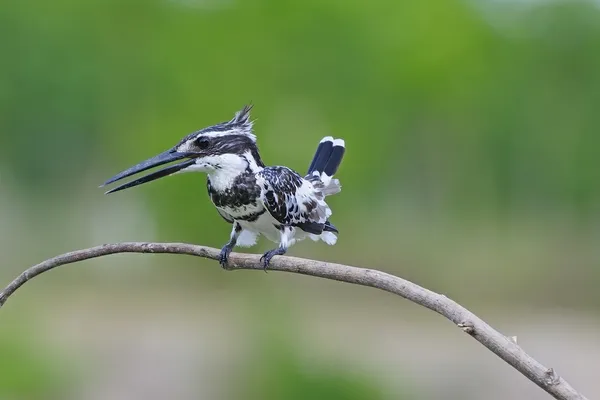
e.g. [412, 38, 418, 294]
[0, 0, 598, 399]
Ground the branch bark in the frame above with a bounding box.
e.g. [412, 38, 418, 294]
[0, 242, 588, 400]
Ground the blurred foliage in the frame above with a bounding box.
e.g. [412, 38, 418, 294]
[2, 0, 600, 227]
[1, 0, 599, 398]
[240, 341, 392, 400]
[237, 300, 411, 400]
[0, 319, 73, 400]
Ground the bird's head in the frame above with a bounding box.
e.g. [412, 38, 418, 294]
[101, 105, 263, 194]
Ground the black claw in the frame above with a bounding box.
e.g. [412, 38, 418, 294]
[260, 252, 271, 271]
[219, 245, 233, 269]
[260, 248, 286, 271]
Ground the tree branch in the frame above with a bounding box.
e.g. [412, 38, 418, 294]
[0, 242, 588, 400]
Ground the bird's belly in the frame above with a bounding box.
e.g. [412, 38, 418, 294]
[237, 212, 281, 243]
[216, 203, 280, 242]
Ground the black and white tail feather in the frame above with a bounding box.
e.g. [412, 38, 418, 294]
[305, 136, 345, 242]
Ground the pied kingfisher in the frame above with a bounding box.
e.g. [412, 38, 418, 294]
[102, 105, 345, 268]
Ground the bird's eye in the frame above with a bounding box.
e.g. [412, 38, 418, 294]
[195, 137, 210, 150]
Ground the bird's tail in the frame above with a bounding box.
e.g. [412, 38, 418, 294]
[306, 136, 345, 194]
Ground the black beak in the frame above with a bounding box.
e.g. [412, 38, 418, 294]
[101, 149, 196, 194]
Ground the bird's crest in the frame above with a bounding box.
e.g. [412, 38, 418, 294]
[210, 104, 255, 141]
[230, 104, 253, 129]
[182, 105, 256, 145]
[221, 104, 255, 142]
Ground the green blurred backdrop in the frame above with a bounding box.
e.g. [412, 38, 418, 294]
[1, 0, 599, 399]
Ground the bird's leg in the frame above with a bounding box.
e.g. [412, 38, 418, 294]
[219, 223, 242, 269]
[260, 226, 293, 270]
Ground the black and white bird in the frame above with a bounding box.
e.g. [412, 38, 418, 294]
[102, 106, 345, 268]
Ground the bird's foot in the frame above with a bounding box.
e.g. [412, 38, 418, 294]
[259, 247, 286, 271]
[219, 244, 234, 269]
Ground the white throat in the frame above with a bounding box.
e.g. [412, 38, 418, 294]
[207, 154, 248, 191]
[181, 151, 262, 192]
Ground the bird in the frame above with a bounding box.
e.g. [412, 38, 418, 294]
[101, 105, 345, 269]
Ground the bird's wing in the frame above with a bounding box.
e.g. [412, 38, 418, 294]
[257, 167, 329, 235]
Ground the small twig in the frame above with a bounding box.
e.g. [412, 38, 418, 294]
[0, 242, 588, 400]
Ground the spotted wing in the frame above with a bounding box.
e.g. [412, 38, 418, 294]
[257, 166, 327, 235]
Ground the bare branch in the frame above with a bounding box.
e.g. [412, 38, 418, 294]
[0, 242, 588, 400]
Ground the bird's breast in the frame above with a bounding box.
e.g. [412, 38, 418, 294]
[207, 173, 261, 209]
[207, 174, 266, 222]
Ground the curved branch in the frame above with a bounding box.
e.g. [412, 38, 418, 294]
[0, 242, 588, 400]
